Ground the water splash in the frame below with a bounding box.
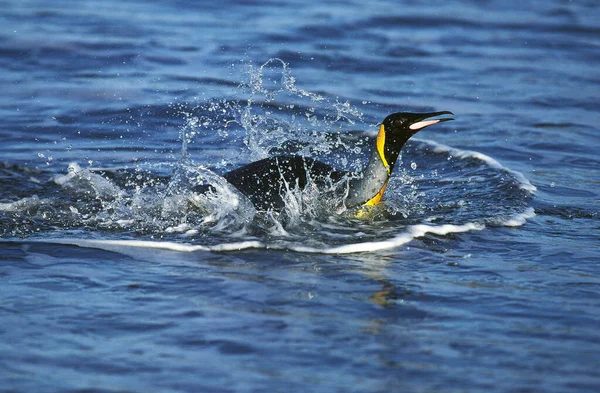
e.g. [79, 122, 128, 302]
[0, 59, 536, 252]
[239, 58, 365, 162]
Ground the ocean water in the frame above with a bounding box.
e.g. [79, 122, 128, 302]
[1, 0, 599, 392]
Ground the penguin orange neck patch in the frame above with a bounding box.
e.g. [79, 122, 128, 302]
[363, 179, 389, 206]
[376, 124, 391, 175]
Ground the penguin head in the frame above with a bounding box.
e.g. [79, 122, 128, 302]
[376, 111, 454, 173]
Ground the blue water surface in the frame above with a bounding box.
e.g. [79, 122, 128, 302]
[1, 0, 599, 392]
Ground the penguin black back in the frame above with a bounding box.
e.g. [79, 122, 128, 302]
[223, 155, 344, 211]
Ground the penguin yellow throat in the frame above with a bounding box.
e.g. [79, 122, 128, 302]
[363, 124, 391, 206]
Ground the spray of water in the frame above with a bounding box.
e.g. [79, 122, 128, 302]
[0, 58, 535, 250]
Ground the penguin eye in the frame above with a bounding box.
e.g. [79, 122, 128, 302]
[394, 119, 405, 127]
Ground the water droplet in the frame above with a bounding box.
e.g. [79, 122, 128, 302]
[410, 162, 417, 170]
[550, 182, 555, 187]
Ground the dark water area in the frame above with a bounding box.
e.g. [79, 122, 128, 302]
[1, 0, 599, 392]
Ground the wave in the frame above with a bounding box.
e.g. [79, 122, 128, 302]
[0, 59, 537, 253]
[1, 136, 537, 253]
[2, 205, 536, 255]
[421, 139, 537, 194]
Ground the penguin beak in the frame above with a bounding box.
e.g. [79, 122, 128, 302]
[408, 111, 454, 131]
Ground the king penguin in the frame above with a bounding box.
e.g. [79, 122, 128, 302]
[221, 111, 453, 211]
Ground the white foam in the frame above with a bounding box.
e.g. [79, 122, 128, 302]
[53, 162, 124, 199]
[165, 223, 193, 233]
[0, 202, 16, 212]
[0, 196, 43, 212]
[3, 200, 539, 255]
[46, 238, 267, 254]
[496, 207, 536, 227]
[420, 139, 537, 193]
[11, 222, 482, 255]
[208, 240, 266, 251]
[41, 238, 212, 252]
[291, 222, 485, 254]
